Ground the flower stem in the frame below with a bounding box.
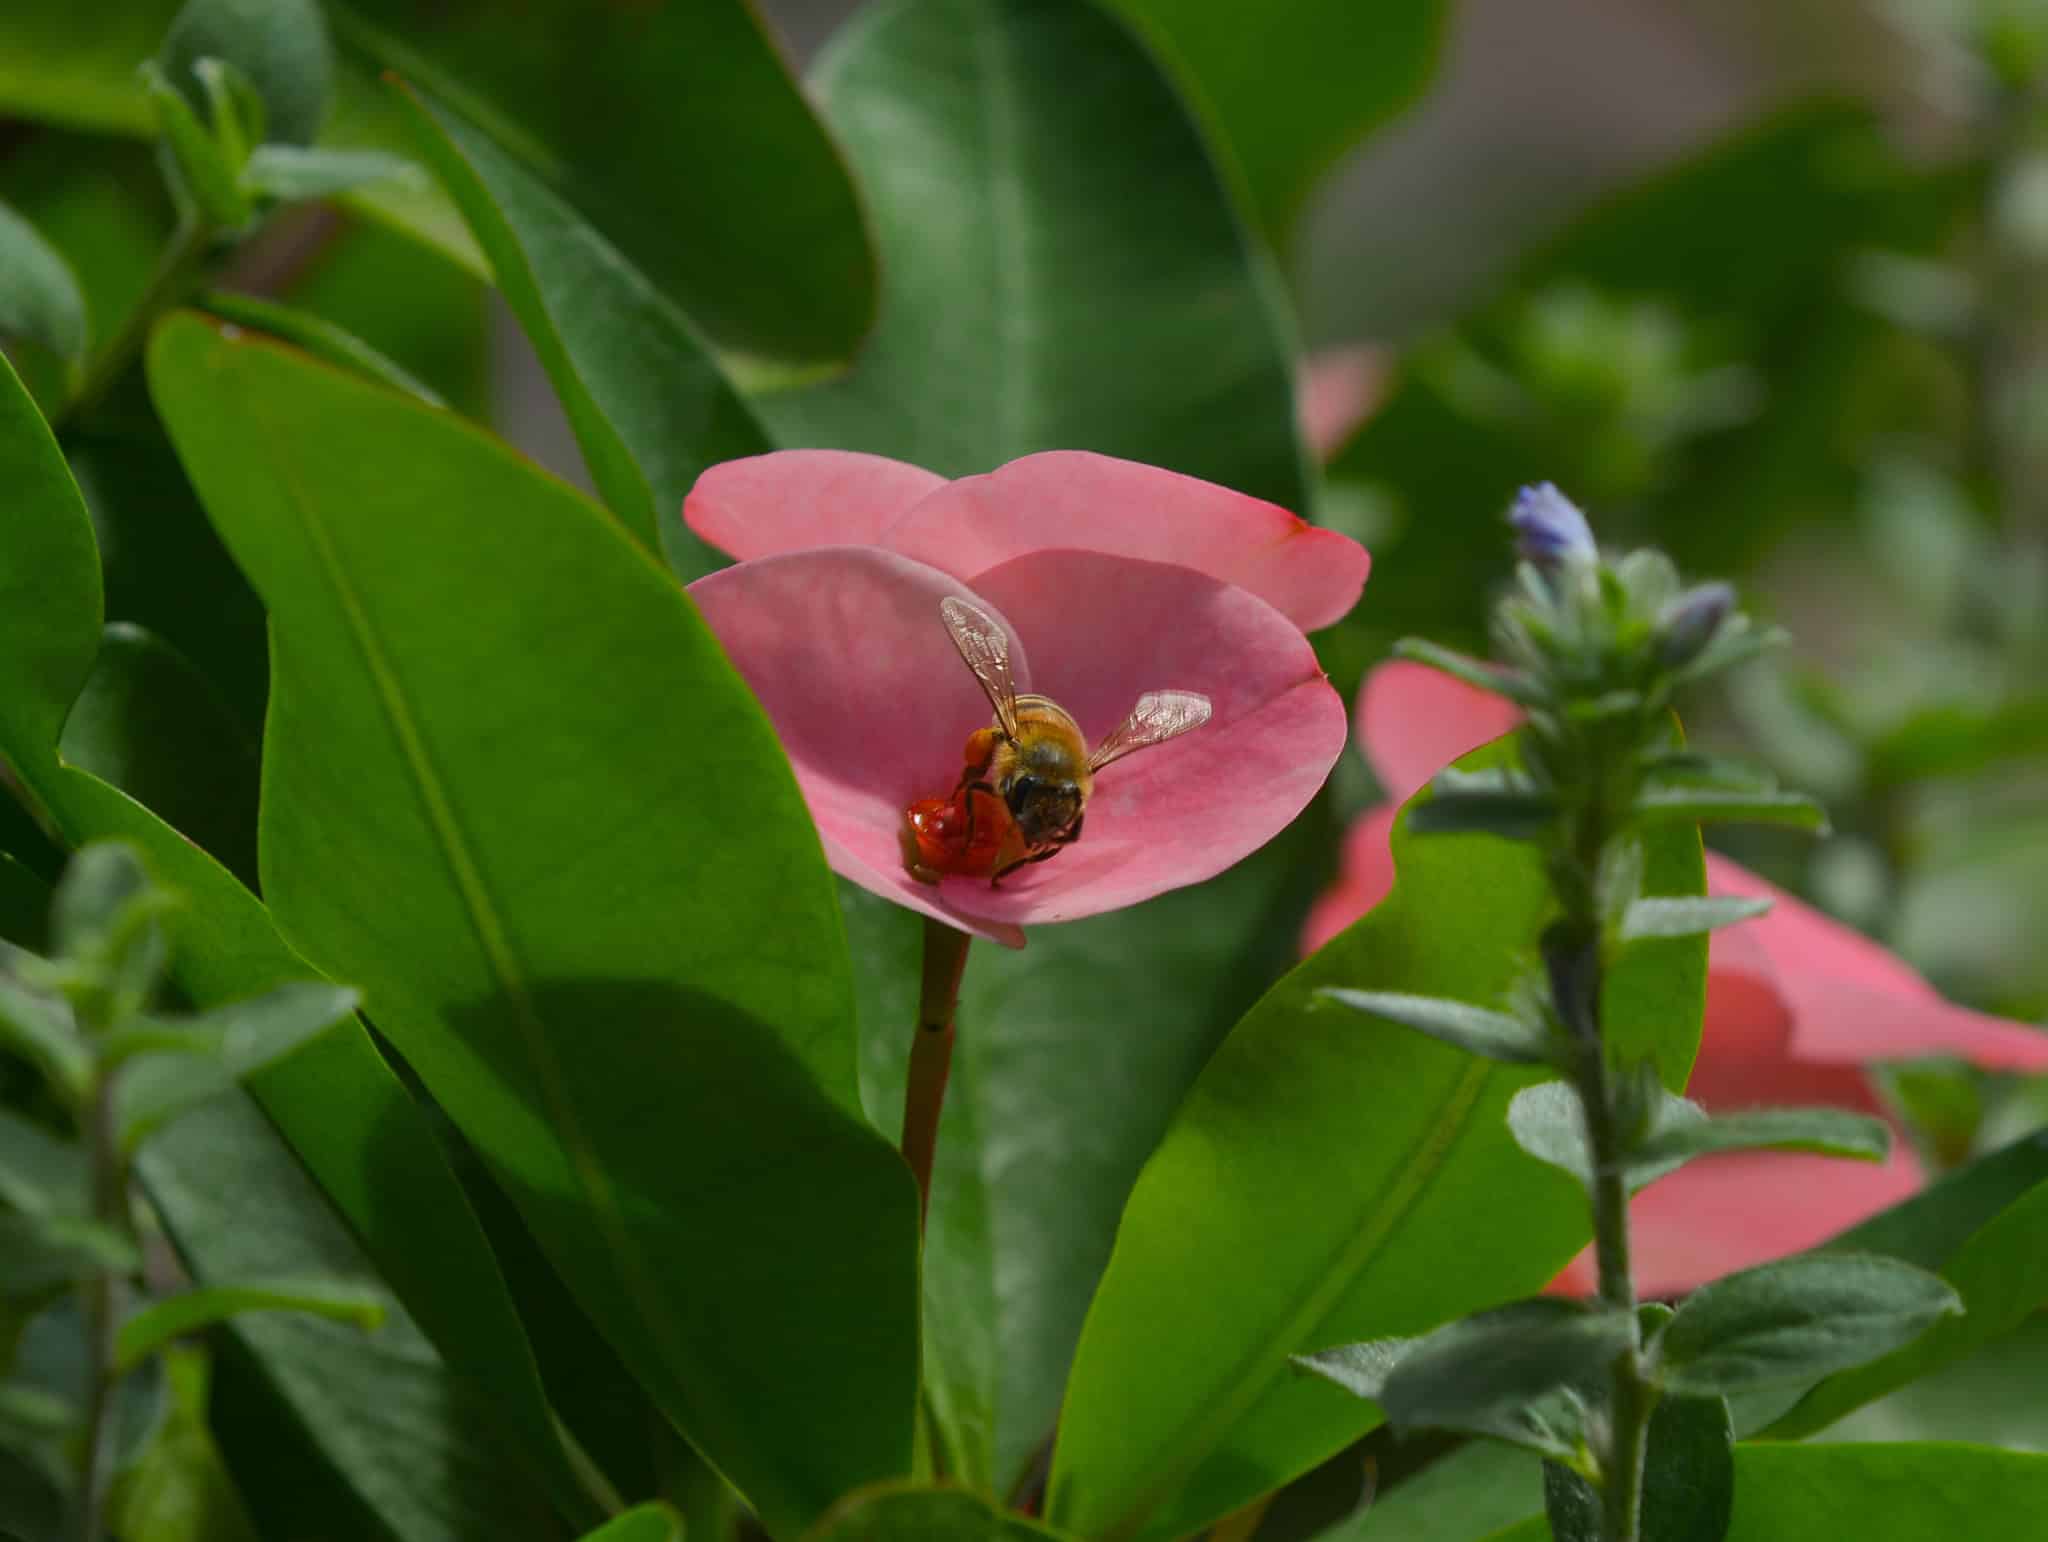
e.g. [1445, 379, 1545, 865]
[64, 215, 215, 427]
[1548, 913, 1654, 1542]
[902, 917, 971, 1229]
[73, 1068, 130, 1542]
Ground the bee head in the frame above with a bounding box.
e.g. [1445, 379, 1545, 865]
[1003, 771, 1084, 845]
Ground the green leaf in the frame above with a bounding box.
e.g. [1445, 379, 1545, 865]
[1046, 739, 1707, 1542]
[1315, 988, 1558, 1066]
[141, 60, 249, 228]
[0, 1213, 139, 1293]
[112, 982, 360, 1152]
[333, 0, 875, 364]
[1389, 639, 1547, 706]
[1632, 786, 1829, 832]
[1762, 1130, 2048, 1438]
[805, 1483, 1074, 1541]
[1102, 0, 1444, 242]
[1542, 1394, 1732, 1542]
[147, 313, 919, 1538]
[1632, 1107, 1890, 1169]
[239, 144, 413, 202]
[1306, 1439, 1539, 1542]
[51, 839, 157, 957]
[762, 0, 1306, 508]
[0, 198, 88, 369]
[58, 623, 261, 889]
[1618, 895, 1771, 941]
[196, 288, 444, 405]
[0, 1379, 73, 1441]
[108, 1346, 260, 1542]
[390, 80, 767, 577]
[577, 1504, 683, 1542]
[0, 975, 90, 1101]
[0, 3, 184, 134]
[1865, 696, 2048, 787]
[160, 0, 333, 148]
[0, 340, 599, 1527]
[1406, 768, 1558, 839]
[0, 1110, 85, 1216]
[115, 1278, 384, 1375]
[1656, 1253, 1961, 1395]
[1299, 1299, 1629, 1460]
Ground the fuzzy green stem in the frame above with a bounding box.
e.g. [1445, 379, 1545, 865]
[64, 216, 214, 426]
[73, 1068, 129, 1542]
[902, 918, 972, 1230]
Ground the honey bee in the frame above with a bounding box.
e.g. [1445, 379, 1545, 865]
[902, 597, 1212, 885]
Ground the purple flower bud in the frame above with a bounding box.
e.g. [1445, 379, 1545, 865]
[1657, 581, 1736, 667]
[1509, 483, 1597, 567]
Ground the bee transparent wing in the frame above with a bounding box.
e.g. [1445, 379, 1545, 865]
[940, 596, 1021, 739]
[1088, 690, 1213, 771]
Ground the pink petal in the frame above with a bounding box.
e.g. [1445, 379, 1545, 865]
[687, 546, 1026, 948]
[1298, 345, 1387, 460]
[933, 550, 1347, 926]
[879, 451, 1369, 633]
[683, 450, 949, 562]
[1705, 854, 2048, 1071]
[1551, 1144, 1926, 1297]
[1355, 660, 1522, 803]
[1299, 804, 1398, 955]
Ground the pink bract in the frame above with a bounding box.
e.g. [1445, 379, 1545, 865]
[1312, 661, 2048, 1293]
[684, 452, 1358, 947]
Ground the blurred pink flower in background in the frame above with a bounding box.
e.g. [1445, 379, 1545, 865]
[684, 450, 1366, 948]
[1309, 661, 2048, 1294]
[1297, 345, 1388, 461]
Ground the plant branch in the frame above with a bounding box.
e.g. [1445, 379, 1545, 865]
[64, 215, 215, 427]
[902, 917, 971, 1229]
[73, 1066, 130, 1542]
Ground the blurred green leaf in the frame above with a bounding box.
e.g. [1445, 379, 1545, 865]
[763, 0, 1307, 508]
[0, 3, 182, 134]
[0, 199, 88, 371]
[1315, 988, 1558, 1065]
[159, 0, 333, 148]
[148, 313, 920, 1538]
[0, 1110, 84, 1216]
[1763, 1130, 2048, 1438]
[1103, 0, 1444, 242]
[332, 0, 875, 364]
[1541, 1394, 1731, 1542]
[0, 975, 89, 1100]
[1657, 1254, 1960, 1395]
[0, 1213, 139, 1293]
[1632, 787, 1828, 832]
[107, 1346, 260, 1542]
[1308, 1438, 1539, 1542]
[575, 1506, 682, 1542]
[115, 1279, 384, 1375]
[141, 59, 250, 228]
[391, 81, 768, 577]
[238, 145, 412, 202]
[1046, 742, 1706, 1542]
[0, 346, 602, 1527]
[805, 1484, 1073, 1541]
[1618, 895, 1771, 941]
[1864, 697, 2048, 787]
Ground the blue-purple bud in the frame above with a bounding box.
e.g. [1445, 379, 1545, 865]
[1509, 483, 1597, 567]
[1657, 581, 1735, 667]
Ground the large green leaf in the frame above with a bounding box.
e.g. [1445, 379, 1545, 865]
[761, 0, 1307, 510]
[329, 0, 874, 365]
[1046, 743, 1707, 1542]
[1488, 1442, 2048, 1542]
[146, 313, 921, 1538]
[390, 81, 767, 578]
[1102, 0, 1445, 243]
[0, 348, 595, 1526]
[848, 807, 1330, 1497]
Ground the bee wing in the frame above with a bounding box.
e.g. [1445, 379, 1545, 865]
[940, 596, 1021, 740]
[1088, 690, 1213, 771]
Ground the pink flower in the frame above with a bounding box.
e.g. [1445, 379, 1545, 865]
[1311, 661, 2048, 1294]
[684, 451, 1366, 948]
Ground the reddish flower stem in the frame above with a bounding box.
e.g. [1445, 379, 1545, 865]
[902, 917, 972, 1229]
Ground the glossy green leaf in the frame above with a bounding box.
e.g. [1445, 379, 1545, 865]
[1315, 988, 1558, 1066]
[1762, 1129, 2048, 1438]
[147, 313, 920, 1538]
[1656, 1254, 1961, 1396]
[577, 1505, 683, 1542]
[58, 623, 260, 888]
[390, 81, 767, 576]
[0, 198, 88, 370]
[159, 0, 333, 148]
[1541, 1394, 1731, 1542]
[1047, 741, 1706, 1542]
[332, 0, 874, 364]
[115, 1279, 384, 1375]
[195, 289, 443, 405]
[0, 345, 600, 1525]
[1618, 895, 1771, 942]
[805, 1483, 1072, 1541]
[762, 0, 1307, 508]
[0, 1110, 84, 1217]
[847, 808, 1331, 1497]
[1102, 0, 1443, 242]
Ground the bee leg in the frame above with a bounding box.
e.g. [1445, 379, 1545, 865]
[990, 842, 1067, 885]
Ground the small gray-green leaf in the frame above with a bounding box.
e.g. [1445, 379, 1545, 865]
[0, 1378, 73, 1440]
[141, 60, 249, 228]
[1381, 1299, 1630, 1442]
[0, 1212, 139, 1293]
[0, 200, 87, 365]
[241, 145, 417, 203]
[1508, 1081, 1709, 1191]
[159, 0, 334, 148]
[0, 1109, 85, 1216]
[1656, 1253, 1962, 1395]
[1292, 1337, 1413, 1401]
[1315, 988, 1558, 1065]
[115, 1276, 386, 1374]
[1620, 895, 1771, 942]
[1633, 787, 1828, 833]
[52, 841, 155, 958]
[0, 976, 90, 1100]
[1633, 1108, 1890, 1169]
[1390, 639, 1546, 707]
